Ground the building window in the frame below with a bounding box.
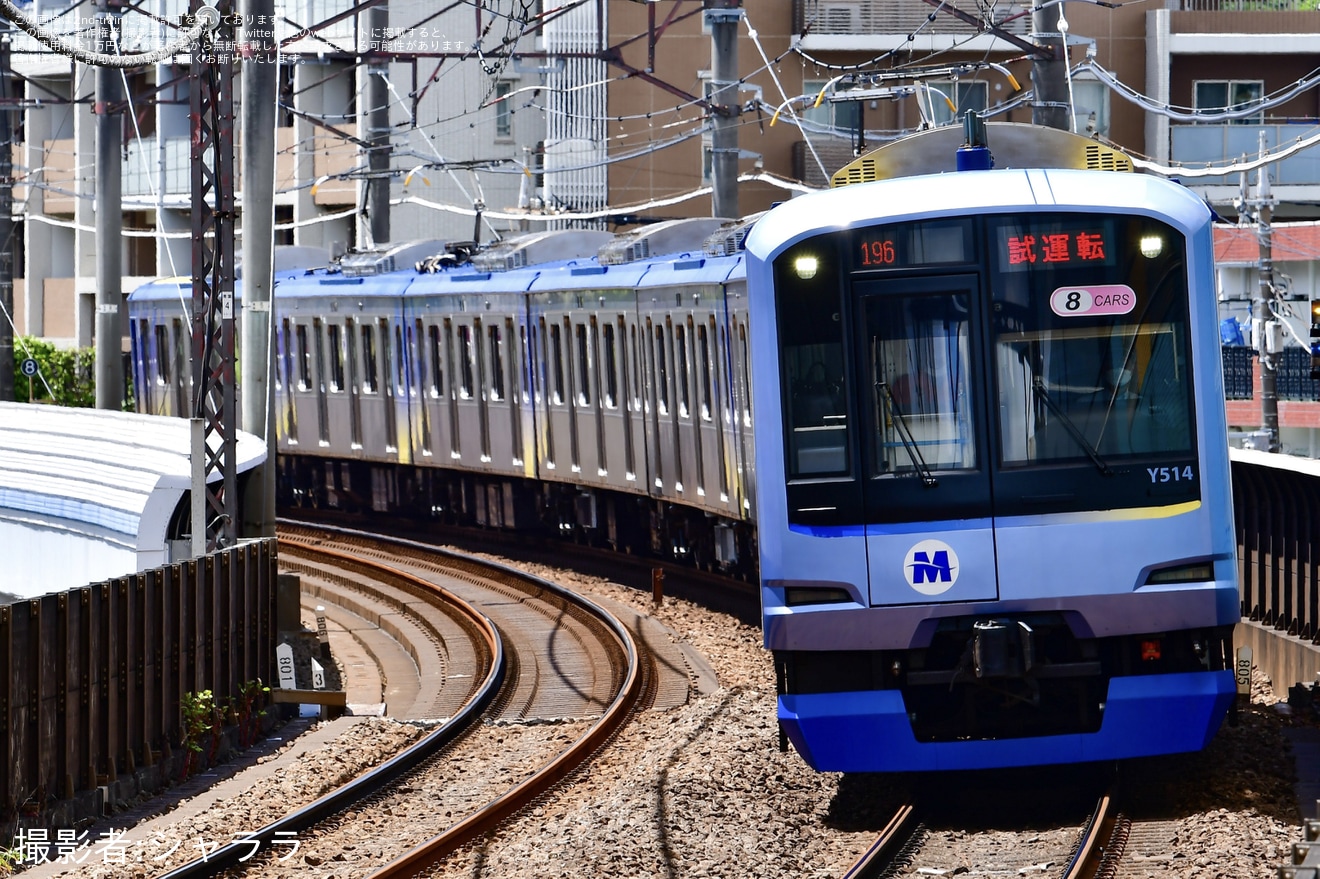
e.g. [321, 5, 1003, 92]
[494, 80, 513, 140]
[926, 79, 988, 127]
[804, 78, 860, 134]
[1194, 80, 1263, 125]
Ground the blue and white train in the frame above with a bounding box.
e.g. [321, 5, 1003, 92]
[129, 122, 1239, 772]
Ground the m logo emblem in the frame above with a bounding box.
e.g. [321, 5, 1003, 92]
[904, 539, 959, 595]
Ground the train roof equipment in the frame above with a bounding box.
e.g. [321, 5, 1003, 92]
[470, 229, 615, 273]
[339, 239, 446, 277]
[597, 217, 733, 265]
[829, 120, 1136, 187]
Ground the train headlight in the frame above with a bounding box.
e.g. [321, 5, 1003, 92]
[1139, 235, 1164, 258]
[793, 255, 819, 280]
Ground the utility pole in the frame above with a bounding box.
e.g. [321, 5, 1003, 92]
[1031, 3, 1071, 132]
[241, 0, 277, 536]
[1251, 129, 1280, 452]
[363, 4, 390, 246]
[94, 0, 124, 410]
[707, 0, 741, 220]
[0, 31, 13, 404]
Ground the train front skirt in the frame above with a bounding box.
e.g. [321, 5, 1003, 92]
[778, 670, 1236, 772]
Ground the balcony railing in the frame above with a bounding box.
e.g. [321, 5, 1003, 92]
[1170, 123, 1320, 186]
[1171, 1, 1317, 9]
[793, 0, 1030, 37]
[1222, 345, 1320, 401]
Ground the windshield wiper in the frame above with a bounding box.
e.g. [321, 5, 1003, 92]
[877, 381, 938, 487]
[1031, 377, 1114, 476]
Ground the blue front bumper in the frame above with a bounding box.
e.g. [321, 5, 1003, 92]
[779, 670, 1236, 772]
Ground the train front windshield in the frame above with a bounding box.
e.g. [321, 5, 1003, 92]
[776, 212, 1198, 524]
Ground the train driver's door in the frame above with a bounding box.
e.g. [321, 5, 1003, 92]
[854, 274, 999, 607]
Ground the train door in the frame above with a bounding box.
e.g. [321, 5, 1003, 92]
[280, 317, 298, 444]
[506, 317, 525, 468]
[532, 316, 553, 468]
[589, 316, 606, 477]
[473, 318, 491, 462]
[380, 319, 398, 454]
[564, 317, 581, 472]
[346, 319, 363, 449]
[422, 322, 447, 456]
[313, 318, 329, 444]
[171, 318, 189, 417]
[604, 316, 636, 481]
[853, 274, 998, 606]
[729, 312, 754, 517]
[443, 319, 460, 459]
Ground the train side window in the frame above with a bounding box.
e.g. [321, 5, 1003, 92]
[328, 324, 345, 392]
[675, 320, 690, 417]
[630, 324, 641, 410]
[698, 321, 713, 421]
[517, 322, 529, 404]
[550, 322, 565, 404]
[279, 318, 293, 392]
[412, 319, 426, 399]
[575, 322, 590, 406]
[296, 324, 312, 390]
[458, 324, 475, 398]
[361, 324, 378, 394]
[654, 323, 669, 415]
[488, 322, 505, 402]
[602, 321, 618, 409]
[154, 324, 170, 385]
[394, 324, 406, 394]
[428, 324, 444, 397]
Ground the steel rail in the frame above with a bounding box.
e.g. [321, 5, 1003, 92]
[154, 537, 504, 879]
[838, 800, 919, 879]
[1063, 789, 1119, 879]
[356, 537, 645, 878]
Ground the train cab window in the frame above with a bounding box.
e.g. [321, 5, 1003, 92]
[990, 215, 1195, 467]
[575, 322, 590, 406]
[776, 242, 849, 479]
[427, 324, 444, 397]
[675, 321, 691, 417]
[328, 324, 345, 392]
[602, 322, 618, 409]
[154, 324, 170, 385]
[488, 323, 505, 402]
[296, 324, 312, 390]
[861, 288, 977, 475]
[698, 322, 713, 421]
[458, 324, 475, 398]
[361, 324, 378, 394]
[550, 322, 565, 404]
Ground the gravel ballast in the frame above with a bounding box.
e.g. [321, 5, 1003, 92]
[7, 555, 1312, 878]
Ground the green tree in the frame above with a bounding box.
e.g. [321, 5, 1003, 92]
[10, 336, 134, 409]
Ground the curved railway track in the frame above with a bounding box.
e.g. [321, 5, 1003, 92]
[150, 524, 656, 878]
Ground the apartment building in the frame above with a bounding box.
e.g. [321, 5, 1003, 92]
[9, 0, 551, 347]
[7, 1, 1320, 352]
